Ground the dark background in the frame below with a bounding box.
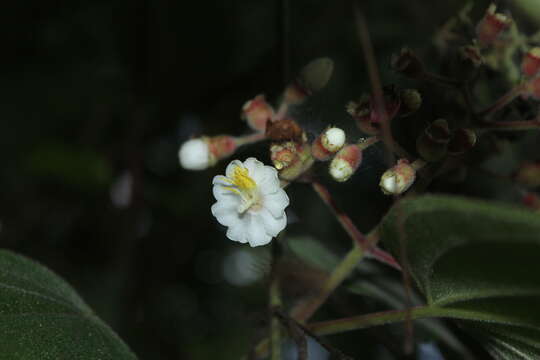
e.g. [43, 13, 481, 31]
[2, 0, 529, 359]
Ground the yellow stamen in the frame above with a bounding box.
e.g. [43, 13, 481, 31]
[230, 166, 256, 190]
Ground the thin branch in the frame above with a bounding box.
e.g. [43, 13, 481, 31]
[311, 182, 401, 270]
[475, 119, 540, 132]
[353, 3, 395, 167]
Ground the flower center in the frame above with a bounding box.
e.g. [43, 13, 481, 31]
[223, 165, 261, 213]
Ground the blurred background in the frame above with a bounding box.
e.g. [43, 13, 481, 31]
[2, 0, 538, 359]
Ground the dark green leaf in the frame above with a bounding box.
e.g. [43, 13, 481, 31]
[380, 195, 540, 359]
[0, 250, 136, 359]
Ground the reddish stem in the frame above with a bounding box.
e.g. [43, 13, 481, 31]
[312, 181, 401, 271]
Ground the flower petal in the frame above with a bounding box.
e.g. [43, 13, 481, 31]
[211, 201, 239, 227]
[226, 221, 248, 244]
[246, 214, 272, 247]
[258, 207, 287, 237]
[212, 182, 241, 205]
[243, 158, 280, 193]
[263, 188, 289, 218]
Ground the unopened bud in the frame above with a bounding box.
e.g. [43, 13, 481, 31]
[266, 116, 305, 143]
[379, 159, 417, 195]
[521, 47, 540, 78]
[416, 119, 451, 162]
[391, 47, 424, 78]
[476, 4, 511, 48]
[241, 94, 274, 131]
[179, 135, 237, 170]
[425, 119, 451, 143]
[347, 86, 401, 135]
[312, 127, 346, 161]
[283, 58, 334, 105]
[329, 145, 362, 182]
[448, 128, 477, 155]
[271, 142, 314, 181]
[271, 142, 299, 170]
[399, 89, 422, 116]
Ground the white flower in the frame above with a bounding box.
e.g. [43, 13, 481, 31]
[211, 158, 289, 247]
[179, 138, 210, 170]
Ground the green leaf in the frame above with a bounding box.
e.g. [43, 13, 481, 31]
[0, 250, 137, 359]
[380, 195, 540, 359]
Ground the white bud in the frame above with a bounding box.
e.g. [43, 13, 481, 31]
[329, 158, 353, 182]
[329, 144, 362, 182]
[179, 138, 210, 170]
[322, 127, 346, 152]
[379, 159, 416, 195]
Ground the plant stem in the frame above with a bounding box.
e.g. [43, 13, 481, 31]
[308, 306, 439, 336]
[475, 119, 540, 132]
[235, 132, 267, 146]
[289, 244, 364, 323]
[311, 182, 401, 270]
[269, 279, 281, 360]
[269, 242, 282, 360]
[477, 83, 526, 118]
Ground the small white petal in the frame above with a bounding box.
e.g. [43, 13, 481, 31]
[211, 201, 239, 227]
[226, 222, 248, 244]
[246, 215, 272, 247]
[258, 208, 287, 237]
[179, 138, 210, 170]
[212, 182, 241, 205]
[263, 189, 290, 218]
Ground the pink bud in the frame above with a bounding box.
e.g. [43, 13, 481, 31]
[379, 159, 418, 195]
[521, 47, 540, 78]
[241, 94, 275, 132]
[208, 135, 238, 164]
[476, 4, 511, 47]
[329, 145, 362, 182]
[311, 127, 346, 161]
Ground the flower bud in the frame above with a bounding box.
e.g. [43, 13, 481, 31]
[265, 116, 305, 143]
[241, 94, 275, 131]
[379, 159, 417, 195]
[311, 127, 346, 161]
[271, 142, 314, 181]
[271, 142, 299, 170]
[521, 47, 540, 78]
[347, 86, 401, 135]
[283, 58, 334, 105]
[329, 144, 362, 182]
[476, 4, 511, 48]
[391, 47, 424, 78]
[179, 135, 237, 170]
[416, 119, 450, 162]
[447, 128, 477, 155]
[399, 89, 422, 116]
